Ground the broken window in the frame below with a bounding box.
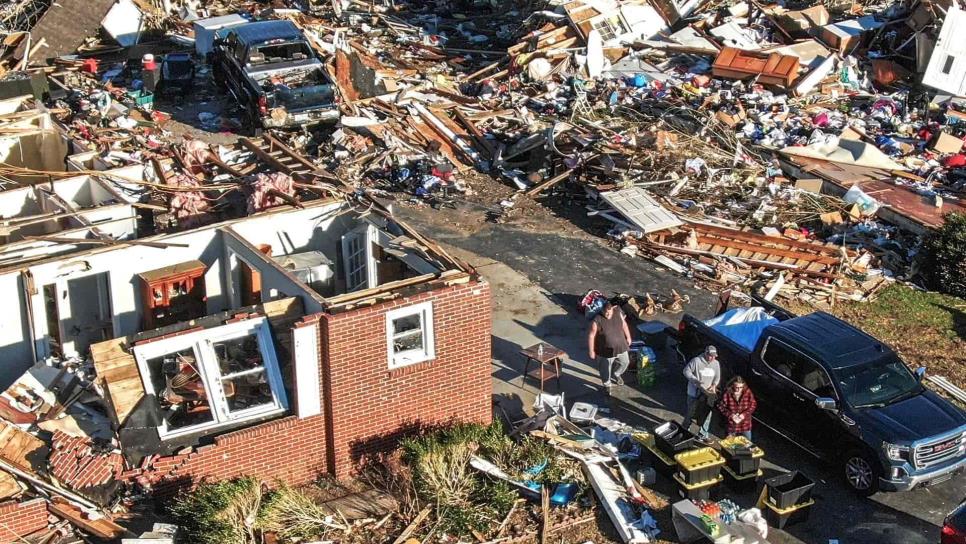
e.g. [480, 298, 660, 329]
[252, 41, 313, 64]
[591, 15, 628, 42]
[386, 302, 435, 369]
[133, 318, 288, 439]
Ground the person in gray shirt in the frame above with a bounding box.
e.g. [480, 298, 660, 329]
[683, 345, 721, 440]
[588, 300, 632, 390]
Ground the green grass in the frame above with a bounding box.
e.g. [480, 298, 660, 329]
[790, 284, 966, 389]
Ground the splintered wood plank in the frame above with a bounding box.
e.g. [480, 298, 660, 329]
[0, 423, 48, 473]
[91, 337, 143, 426]
[48, 501, 128, 539]
[407, 118, 468, 170]
[320, 489, 399, 520]
[0, 470, 21, 499]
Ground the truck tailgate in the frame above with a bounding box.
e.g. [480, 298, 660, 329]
[274, 82, 335, 111]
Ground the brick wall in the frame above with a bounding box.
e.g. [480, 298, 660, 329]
[141, 279, 491, 489]
[321, 280, 493, 478]
[147, 415, 329, 495]
[0, 499, 47, 541]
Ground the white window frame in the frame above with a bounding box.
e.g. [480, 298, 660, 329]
[386, 302, 435, 369]
[132, 317, 289, 440]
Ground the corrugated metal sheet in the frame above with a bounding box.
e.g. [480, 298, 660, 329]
[600, 187, 682, 233]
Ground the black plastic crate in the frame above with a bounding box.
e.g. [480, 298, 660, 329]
[673, 473, 721, 501]
[723, 449, 761, 476]
[722, 465, 760, 493]
[647, 447, 676, 475]
[765, 500, 813, 529]
[653, 422, 695, 459]
[764, 471, 815, 510]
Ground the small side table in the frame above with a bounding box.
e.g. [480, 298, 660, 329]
[521, 342, 565, 393]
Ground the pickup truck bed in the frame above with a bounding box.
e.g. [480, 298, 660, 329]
[212, 20, 339, 131]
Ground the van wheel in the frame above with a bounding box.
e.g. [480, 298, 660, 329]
[844, 450, 880, 496]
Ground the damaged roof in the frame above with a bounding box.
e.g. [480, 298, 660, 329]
[29, 0, 115, 58]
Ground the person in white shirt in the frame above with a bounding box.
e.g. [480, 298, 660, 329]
[683, 345, 721, 440]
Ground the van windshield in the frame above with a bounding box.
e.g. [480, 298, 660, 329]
[833, 356, 921, 408]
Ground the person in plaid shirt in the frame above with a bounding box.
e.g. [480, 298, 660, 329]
[717, 376, 757, 440]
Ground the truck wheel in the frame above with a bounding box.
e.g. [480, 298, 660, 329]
[843, 450, 880, 496]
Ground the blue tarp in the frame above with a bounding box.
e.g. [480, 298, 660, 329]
[703, 307, 779, 352]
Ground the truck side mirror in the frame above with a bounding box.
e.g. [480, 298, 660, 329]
[915, 367, 926, 381]
[815, 397, 837, 411]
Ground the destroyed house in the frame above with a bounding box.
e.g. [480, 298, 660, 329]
[0, 164, 491, 513]
[1, 197, 492, 498]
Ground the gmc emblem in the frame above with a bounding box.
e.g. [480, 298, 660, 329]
[924, 440, 957, 454]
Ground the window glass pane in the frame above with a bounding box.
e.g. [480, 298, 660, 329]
[762, 340, 799, 378]
[393, 329, 424, 354]
[212, 335, 265, 376]
[393, 314, 422, 336]
[222, 370, 274, 413]
[148, 348, 214, 430]
[792, 359, 834, 397]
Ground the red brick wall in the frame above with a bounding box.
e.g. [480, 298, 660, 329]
[153, 415, 329, 492]
[144, 279, 491, 488]
[321, 280, 493, 478]
[0, 499, 47, 540]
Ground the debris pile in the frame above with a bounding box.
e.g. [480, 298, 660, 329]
[0, 0, 963, 539]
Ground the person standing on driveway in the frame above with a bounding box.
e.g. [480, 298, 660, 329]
[588, 300, 632, 390]
[717, 376, 757, 441]
[684, 345, 721, 439]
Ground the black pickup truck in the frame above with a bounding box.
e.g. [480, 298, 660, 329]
[678, 300, 966, 495]
[211, 20, 339, 132]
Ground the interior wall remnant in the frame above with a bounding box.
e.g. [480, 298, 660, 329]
[0, 272, 33, 389]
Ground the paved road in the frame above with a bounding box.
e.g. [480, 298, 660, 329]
[398, 203, 966, 544]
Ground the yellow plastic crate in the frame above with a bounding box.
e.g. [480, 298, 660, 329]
[674, 447, 725, 471]
[719, 435, 765, 459]
[672, 471, 723, 490]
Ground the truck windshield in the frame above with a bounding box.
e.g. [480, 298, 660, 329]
[834, 356, 922, 408]
[251, 41, 313, 65]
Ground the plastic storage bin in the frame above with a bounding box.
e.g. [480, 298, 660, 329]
[126, 90, 154, 110]
[645, 442, 676, 474]
[764, 499, 814, 529]
[719, 435, 764, 476]
[722, 465, 761, 493]
[674, 447, 725, 485]
[764, 471, 815, 510]
[654, 422, 696, 459]
[672, 472, 722, 501]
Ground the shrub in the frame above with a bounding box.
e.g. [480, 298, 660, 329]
[259, 485, 344, 541]
[921, 212, 966, 297]
[169, 477, 263, 544]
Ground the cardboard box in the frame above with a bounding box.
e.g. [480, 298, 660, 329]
[779, 5, 830, 38]
[820, 16, 883, 53]
[932, 132, 965, 154]
[794, 178, 824, 193]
